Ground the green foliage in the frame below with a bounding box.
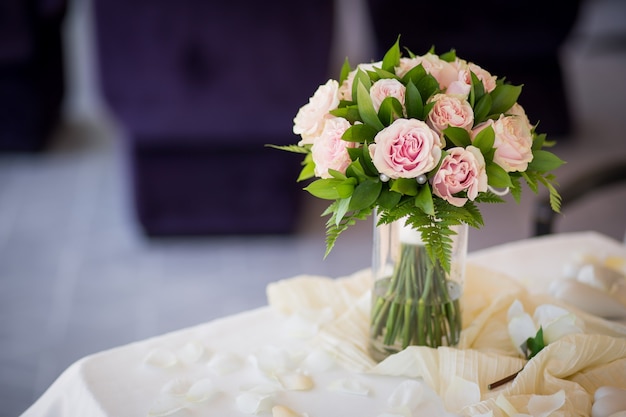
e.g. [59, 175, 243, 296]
[405, 80, 424, 119]
[489, 84, 522, 116]
[528, 150, 566, 173]
[473, 126, 495, 155]
[323, 204, 372, 258]
[265, 144, 309, 154]
[486, 162, 513, 188]
[382, 36, 401, 73]
[524, 327, 545, 360]
[357, 82, 384, 131]
[378, 97, 404, 126]
[443, 126, 471, 148]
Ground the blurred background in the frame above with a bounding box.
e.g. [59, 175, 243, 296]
[1, 0, 625, 415]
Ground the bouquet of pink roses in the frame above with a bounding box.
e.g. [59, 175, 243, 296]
[274, 38, 563, 271]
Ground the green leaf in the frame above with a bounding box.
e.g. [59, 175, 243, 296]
[414, 185, 435, 216]
[405, 80, 423, 120]
[365, 69, 381, 83]
[390, 177, 418, 196]
[360, 142, 379, 177]
[525, 327, 545, 360]
[265, 143, 309, 154]
[509, 175, 522, 203]
[339, 57, 351, 84]
[342, 124, 378, 142]
[416, 74, 440, 103]
[346, 148, 362, 167]
[346, 159, 367, 180]
[373, 67, 400, 80]
[334, 197, 351, 227]
[439, 49, 456, 63]
[297, 159, 315, 181]
[486, 162, 513, 188]
[490, 84, 522, 115]
[382, 36, 401, 73]
[323, 206, 373, 257]
[357, 82, 385, 131]
[328, 169, 347, 180]
[377, 187, 402, 209]
[522, 171, 539, 193]
[527, 150, 565, 173]
[304, 178, 355, 200]
[351, 70, 372, 105]
[401, 64, 427, 86]
[349, 179, 382, 211]
[531, 132, 547, 150]
[535, 173, 563, 213]
[473, 125, 495, 155]
[473, 94, 492, 125]
[330, 106, 361, 123]
[378, 96, 404, 126]
[468, 71, 485, 107]
[443, 126, 471, 147]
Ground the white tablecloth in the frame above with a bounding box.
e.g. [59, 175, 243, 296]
[20, 232, 626, 417]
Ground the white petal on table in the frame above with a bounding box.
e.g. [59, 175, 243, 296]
[147, 396, 186, 417]
[176, 340, 205, 364]
[236, 386, 277, 415]
[144, 348, 178, 368]
[272, 404, 305, 417]
[444, 376, 481, 413]
[207, 352, 243, 375]
[186, 378, 219, 403]
[160, 378, 193, 396]
[527, 390, 566, 417]
[276, 372, 314, 391]
[327, 378, 370, 396]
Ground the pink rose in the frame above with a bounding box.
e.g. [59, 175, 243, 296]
[507, 103, 532, 125]
[395, 54, 457, 90]
[395, 57, 422, 78]
[472, 112, 533, 172]
[468, 62, 497, 93]
[446, 59, 497, 96]
[432, 146, 488, 207]
[427, 93, 474, 135]
[445, 69, 472, 97]
[370, 78, 406, 114]
[369, 118, 443, 179]
[293, 79, 340, 145]
[311, 117, 355, 178]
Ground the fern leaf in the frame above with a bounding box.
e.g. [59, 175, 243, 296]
[265, 144, 310, 154]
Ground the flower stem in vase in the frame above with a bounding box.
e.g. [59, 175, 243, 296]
[369, 224, 464, 361]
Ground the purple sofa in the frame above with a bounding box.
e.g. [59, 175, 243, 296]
[0, 0, 66, 152]
[93, 1, 334, 235]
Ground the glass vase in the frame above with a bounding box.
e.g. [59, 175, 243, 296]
[369, 214, 468, 361]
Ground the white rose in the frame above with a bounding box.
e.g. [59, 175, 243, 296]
[293, 79, 340, 145]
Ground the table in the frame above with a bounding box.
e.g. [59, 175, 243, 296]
[19, 232, 626, 417]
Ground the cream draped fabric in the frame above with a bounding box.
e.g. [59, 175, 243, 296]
[266, 264, 626, 416]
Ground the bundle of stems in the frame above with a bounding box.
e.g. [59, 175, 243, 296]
[370, 242, 462, 353]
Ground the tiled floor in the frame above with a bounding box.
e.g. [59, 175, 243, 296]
[2, 0, 626, 416]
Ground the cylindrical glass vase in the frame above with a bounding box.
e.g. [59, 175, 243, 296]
[369, 215, 468, 361]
